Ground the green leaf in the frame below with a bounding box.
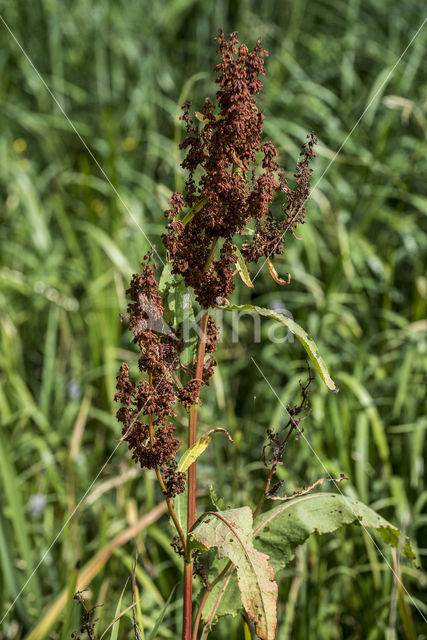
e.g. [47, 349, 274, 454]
[234, 246, 254, 288]
[209, 486, 226, 511]
[167, 277, 195, 327]
[200, 494, 415, 629]
[218, 304, 338, 392]
[190, 508, 277, 640]
[147, 585, 176, 640]
[178, 434, 211, 473]
[243, 618, 252, 640]
[172, 483, 188, 537]
[178, 428, 234, 473]
[109, 580, 128, 640]
[200, 560, 239, 630]
[133, 580, 145, 640]
[158, 263, 175, 294]
[253, 493, 415, 573]
[0, 428, 41, 604]
[0, 512, 29, 624]
[181, 197, 208, 225]
[339, 372, 390, 464]
[161, 273, 198, 359]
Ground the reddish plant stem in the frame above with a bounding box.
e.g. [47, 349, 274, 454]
[183, 237, 218, 639]
[187, 311, 209, 528]
[183, 310, 209, 640]
[182, 560, 194, 640]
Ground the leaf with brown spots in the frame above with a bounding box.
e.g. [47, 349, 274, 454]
[190, 507, 277, 640]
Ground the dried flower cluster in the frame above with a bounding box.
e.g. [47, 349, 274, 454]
[241, 132, 317, 263]
[115, 253, 220, 496]
[115, 254, 185, 497]
[262, 373, 313, 497]
[116, 28, 315, 510]
[163, 29, 317, 308]
[72, 591, 100, 640]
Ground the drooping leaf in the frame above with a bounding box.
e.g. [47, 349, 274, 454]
[234, 246, 254, 288]
[178, 434, 211, 473]
[178, 428, 234, 473]
[253, 493, 416, 573]
[190, 507, 277, 640]
[199, 494, 416, 629]
[218, 304, 338, 392]
[266, 259, 290, 286]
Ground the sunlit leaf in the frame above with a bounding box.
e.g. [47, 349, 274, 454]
[191, 507, 277, 640]
[173, 482, 188, 536]
[234, 246, 254, 288]
[218, 304, 338, 392]
[178, 434, 211, 473]
[195, 112, 224, 123]
[200, 494, 416, 628]
[178, 428, 234, 472]
[253, 493, 416, 572]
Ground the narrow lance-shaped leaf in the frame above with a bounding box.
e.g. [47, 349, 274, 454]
[172, 481, 188, 536]
[181, 197, 208, 225]
[108, 579, 129, 640]
[190, 507, 277, 640]
[59, 563, 80, 640]
[234, 246, 254, 288]
[178, 428, 234, 473]
[178, 435, 211, 473]
[218, 303, 338, 392]
[266, 259, 290, 286]
[147, 586, 177, 640]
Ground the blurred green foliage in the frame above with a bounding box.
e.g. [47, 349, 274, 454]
[0, 1, 426, 638]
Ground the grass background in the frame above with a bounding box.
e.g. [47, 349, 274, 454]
[0, 0, 426, 638]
